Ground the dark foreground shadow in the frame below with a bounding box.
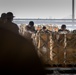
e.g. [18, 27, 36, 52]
[0, 28, 45, 75]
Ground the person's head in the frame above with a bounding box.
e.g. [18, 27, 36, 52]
[42, 26, 46, 30]
[7, 12, 14, 21]
[29, 21, 34, 27]
[61, 24, 66, 30]
[0, 13, 7, 23]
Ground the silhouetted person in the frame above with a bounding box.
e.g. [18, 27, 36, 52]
[0, 28, 45, 75]
[73, 29, 76, 34]
[58, 24, 69, 33]
[42, 26, 46, 30]
[4, 12, 19, 34]
[25, 21, 35, 32]
[39, 26, 50, 33]
[24, 21, 36, 40]
[39, 26, 46, 32]
[0, 13, 7, 23]
[0, 13, 7, 28]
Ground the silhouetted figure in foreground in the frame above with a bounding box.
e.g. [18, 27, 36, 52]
[0, 13, 7, 23]
[0, 13, 7, 28]
[4, 12, 19, 34]
[0, 28, 45, 75]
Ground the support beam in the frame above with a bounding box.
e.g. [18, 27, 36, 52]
[72, 0, 75, 25]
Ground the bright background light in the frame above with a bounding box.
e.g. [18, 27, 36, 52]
[0, 0, 75, 19]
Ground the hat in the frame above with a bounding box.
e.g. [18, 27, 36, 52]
[7, 12, 15, 18]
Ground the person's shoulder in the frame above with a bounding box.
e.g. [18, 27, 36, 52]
[58, 29, 63, 32]
[25, 25, 30, 30]
[12, 22, 18, 26]
[12, 22, 19, 28]
[65, 29, 69, 31]
[26, 25, 29, 28]
[65, 29, 70, 32]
